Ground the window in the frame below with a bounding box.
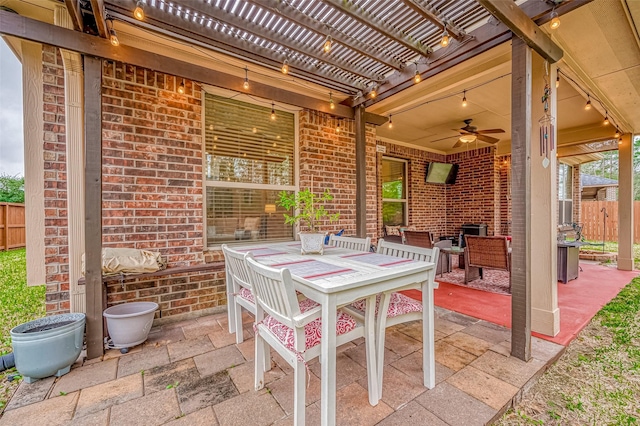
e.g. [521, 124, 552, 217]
[204, 93, 296, 246]
[381, 157, 408, 226]
[558, 163, 573, 225]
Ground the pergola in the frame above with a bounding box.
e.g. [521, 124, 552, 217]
[0, 0, 636, 363]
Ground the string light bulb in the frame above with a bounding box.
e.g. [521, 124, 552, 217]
[584, 95, 592, 110]
[615, 128, 621, 138]
[462, 90, 468, 107]
[413, 63, 421, 84]
[388, 115, 393, 129]
[108, 20, 119, 47]
[336, 119, 341, 133]
[440, 25, 450, 48]
[556, 74, 560, 88]
[603, 112, 609, 126]
[329, 92, 335, 110]
[133, 1, 145, 21]
[323, 35, 333, 53]
[243, 67, 249, 90]
[177, 79, 185, 95]
[549, 10, 560, 30]
[369, 85, 377, 99]
[270, 102, 276, 120]
[281, 59, 289, 74]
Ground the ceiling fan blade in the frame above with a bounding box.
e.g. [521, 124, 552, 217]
[476, 128, 505, 134]
[452, 140, 463, 148]
[455, 129, 474, 134]
[476, 134, 500, 144]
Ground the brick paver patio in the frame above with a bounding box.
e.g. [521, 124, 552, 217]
[0, 306, 563, 425]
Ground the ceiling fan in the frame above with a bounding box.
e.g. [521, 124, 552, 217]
[431, 119, 506, 148]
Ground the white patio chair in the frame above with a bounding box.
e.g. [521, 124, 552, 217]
[245, 256, 375, 426]
[221, 244, 256, 344]
[344, 238, 439, 399]
[328, 234, 371, 252]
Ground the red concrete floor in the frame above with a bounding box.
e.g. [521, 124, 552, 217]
[404, 262, 639, 346]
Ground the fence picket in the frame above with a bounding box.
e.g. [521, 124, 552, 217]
[580, 200, 639, 243]
[0, 203, 26, 251]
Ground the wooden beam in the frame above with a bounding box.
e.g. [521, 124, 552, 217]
[322, 0, 431, 57]
[354, 106, 367, 238]
[476, 0, 563, 63]
[83, 54, 103, 360]
[401, 0, 465, 40]
[251, 0, 404, 71]
[63, 0, 83, 31]
[89, 0, 107, 38]
[510, 36, 532, 362]
[0, 11, 385, 124]
[106, 0, 381, 83]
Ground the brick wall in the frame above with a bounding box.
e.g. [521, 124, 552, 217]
[446, 147, 499, 236]
[376, 141, 448, 237]
[42, 46, 69, 314]
[299, 112, 378, 239]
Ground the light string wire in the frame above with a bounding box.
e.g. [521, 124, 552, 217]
[557, 68, 622, 133]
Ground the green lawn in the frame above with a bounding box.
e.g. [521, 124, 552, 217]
[0, 248, 45, 411]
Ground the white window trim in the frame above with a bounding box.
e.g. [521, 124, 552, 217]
[201, 87, 300, 249]
[382, 157, 409, 226]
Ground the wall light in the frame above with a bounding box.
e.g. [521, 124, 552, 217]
[134, 1, 145, 21]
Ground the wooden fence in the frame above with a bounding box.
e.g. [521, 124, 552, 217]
[0, 203, 26, 251]
[581, 200, 640, 243]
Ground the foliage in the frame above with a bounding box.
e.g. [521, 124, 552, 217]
[0, 248, 45, 410]
[277, 188, 340, 233]
[0, 174, 24, 203]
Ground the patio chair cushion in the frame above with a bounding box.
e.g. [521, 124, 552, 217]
[385, 225, 401, 236]
[238, 287, 254, 304]
[351, 292, 422, 318]
[262, 299, 358, 352]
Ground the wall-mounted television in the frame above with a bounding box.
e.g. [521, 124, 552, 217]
[425, 162, 459, 184]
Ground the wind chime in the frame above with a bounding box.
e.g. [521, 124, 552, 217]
[539, 61, 555, 168]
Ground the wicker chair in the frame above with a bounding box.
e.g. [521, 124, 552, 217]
[463, 236, 511, 293]
[404, 230, 434, 248]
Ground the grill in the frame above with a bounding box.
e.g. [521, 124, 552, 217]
[460, 223, 487, 248]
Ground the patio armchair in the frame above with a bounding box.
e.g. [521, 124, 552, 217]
[344, 239, 439, 399]
[245, 257, 373, 426]
[328, 234, 371, 252]
[221, 245, 257, 344]
[463, 235, 511, 293]
[404, 230, 434, 248]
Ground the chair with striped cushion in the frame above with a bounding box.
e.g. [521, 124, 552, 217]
[328, 234, 371, 252]
[344, 239, 439, 399]
[246, 257, 375, 426]
[221, 244, 256, 344]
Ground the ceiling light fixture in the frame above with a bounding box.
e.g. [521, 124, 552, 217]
[107, 19, 119, 47]
[281, 59, 289, 74]
[584, 95, 592, 110]
[462, 90, 468, 107]
[413, 63, 421, 84]
[603, 112, 609, 125]
[459, 134, 477, 143]
[177, 79, 185, 95]
[270, 102, 276, 120]
[134, 0, 145, 21]
[388, 115, 393, 129]
[440, 24, 450, 48]
[323, 35, 333, 53]
[243, 67, 249, 90]
[549, 9, 560, 30]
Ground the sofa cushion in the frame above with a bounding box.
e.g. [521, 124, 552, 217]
[244, 217, 261, 231]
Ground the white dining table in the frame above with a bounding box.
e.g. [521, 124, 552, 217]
[226, 242, 436, 426]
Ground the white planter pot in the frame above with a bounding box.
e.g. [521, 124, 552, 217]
[299, 232, 326, 255]
[103, 302, 158, 352]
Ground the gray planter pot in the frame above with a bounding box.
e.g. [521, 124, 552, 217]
[103, 302, 158, 351]
[10, 313, 86, 383]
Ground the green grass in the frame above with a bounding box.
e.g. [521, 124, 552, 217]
[0, 248, 45, 411]
[0, 248, 45, 355]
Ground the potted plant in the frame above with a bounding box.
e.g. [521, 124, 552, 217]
[277, 188, 340, 254]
